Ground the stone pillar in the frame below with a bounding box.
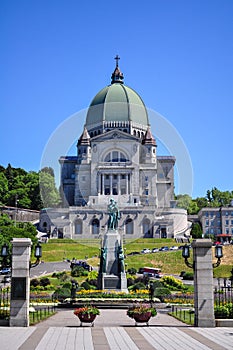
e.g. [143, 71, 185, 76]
[110, 174, 112, 195]
[192, 239, 215, 327]
[102, 174, 105, 195]
[10, 238, 31, 327]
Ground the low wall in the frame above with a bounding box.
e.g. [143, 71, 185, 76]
[215, 319, 233, 327]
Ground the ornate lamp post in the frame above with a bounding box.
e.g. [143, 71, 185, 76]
[30, 242, 42, 268]
[1, 243, 10, 268]
[182, 244, 223, 269]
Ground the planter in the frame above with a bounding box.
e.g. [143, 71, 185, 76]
[133, 312, 151, 326]
[76, 313, 97, 327]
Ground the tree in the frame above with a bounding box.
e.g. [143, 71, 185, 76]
[191, 223, 202, 238]
[0, 173, 8, 204]
[39, 171, 60, 208]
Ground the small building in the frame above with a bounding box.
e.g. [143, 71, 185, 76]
[198, 207, 233, 243]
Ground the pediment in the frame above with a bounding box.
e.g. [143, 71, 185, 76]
[91, 130, 139, 143]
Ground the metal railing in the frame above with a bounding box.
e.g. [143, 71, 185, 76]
[0, 287, 10, 320]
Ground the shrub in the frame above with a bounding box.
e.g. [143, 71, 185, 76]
[53, 287, 71, 301]
[81, 281, 96, 290]
[62, 282, 72, 290]
[71, 266, 88, 277]
[214, 305, 229, 319]
[128, 282, 146, 291]
[161, 276, 186, 290]
[30, 278, 40, 287]
[182, 272, 194, 280]
[154, 287, 171, 302]
[40, 277, 51, 287]
[86, 279, 98, 288]
[127, 277, 135, 287]
[127, 267, 137, 275]
[57, 271, 70, 281]
[88, 270, 98, 280]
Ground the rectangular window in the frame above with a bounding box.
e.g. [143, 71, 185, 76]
[82, 176, 86, 181]
[217, 220, 221, 226]
[211, 221, 215, 226]
[226, 228, 229, 234]
[121, 187, 126, 195]
[121, 175, 125, 179]
[105, 175, 109, 180]
[226, 220, 229, 225]
[210, 212, 214, 217]
[226, 212, 229, 216]
[113, 175, 117, 180]
[144, 189, 149, 195]
[205, 220, 209, 226]
[210, 228, 214, 234]
[205, 212, 209, 217]
[231, 220, 233, 225]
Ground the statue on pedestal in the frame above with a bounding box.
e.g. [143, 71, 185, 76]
[108, 198, 120, 230]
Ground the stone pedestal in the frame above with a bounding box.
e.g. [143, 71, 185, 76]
[98, 230, 128, 292]
[10, 238, 31, 327]
[192, 239, 215, 327]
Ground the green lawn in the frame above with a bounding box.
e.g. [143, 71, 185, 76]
[40, 238, 233, 278]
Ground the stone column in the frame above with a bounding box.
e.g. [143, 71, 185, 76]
[102, 174, 105, 195]
[192, 239, 215, 327]
[110, 174, 113, 195]
[117, 174, 120, 195]
[10, 238, 31, 327]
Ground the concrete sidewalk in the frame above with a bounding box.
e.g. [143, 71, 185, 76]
[0, 310, 232, 350]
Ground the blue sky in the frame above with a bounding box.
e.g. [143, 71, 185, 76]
[1, 0, 233, 198]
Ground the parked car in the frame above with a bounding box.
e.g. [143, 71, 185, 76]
[159, 246, 169, 251]
[0, 267, 11, 275]
[152, 248, 159, 253]
[141, 248, 151, 254]
[170, 246, 178, 250]
[70, 260, 93, 271]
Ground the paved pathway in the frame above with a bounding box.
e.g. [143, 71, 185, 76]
[0, 310, 233, 350]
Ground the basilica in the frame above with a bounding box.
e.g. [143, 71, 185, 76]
[39, 57, 191, 239]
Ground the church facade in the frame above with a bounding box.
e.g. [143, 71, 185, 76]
[39, 58, 191, 239]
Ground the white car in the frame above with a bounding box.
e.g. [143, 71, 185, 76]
[141, 248, 151, 254]
[170, 246, 179, 250]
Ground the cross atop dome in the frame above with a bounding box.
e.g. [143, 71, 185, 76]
[111, 55, 124, 84]
[114, 54, 120, 67]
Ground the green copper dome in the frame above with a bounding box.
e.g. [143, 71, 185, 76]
[85, 58, 149, 129]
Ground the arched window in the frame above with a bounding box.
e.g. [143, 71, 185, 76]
[143, 218, 151, 237]
[92, 218, 100, 235]
[75, 219, 82, 234]
[133, 130, 136, 136]
[125, 218, 133, 234]
[104, 151, 128, 162]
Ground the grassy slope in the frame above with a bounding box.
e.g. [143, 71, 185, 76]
[41, 239, 233, 278]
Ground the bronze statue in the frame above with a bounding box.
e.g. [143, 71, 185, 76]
[100, 247, 107, 273]
[108, 198, 120, 230]
[118, 246, 125, 273]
